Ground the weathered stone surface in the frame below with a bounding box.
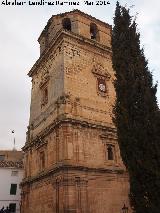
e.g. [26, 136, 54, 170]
[21, 10, 131, 213]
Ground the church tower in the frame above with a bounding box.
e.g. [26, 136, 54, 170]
[21, 10, 131, 213]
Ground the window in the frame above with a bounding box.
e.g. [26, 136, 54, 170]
[10, 184, 17, 195]
[0, 155, 5, 161]
[9, 203, 16, 213]
[40, 151, 45, 170]
[11, 171, 18, 176]
[107, 145, 114, 160]
[41, 86, 48, 107]
[90, 23, 99, 40]
[62, 18, 71, 31]
[44, 87, 48, 103]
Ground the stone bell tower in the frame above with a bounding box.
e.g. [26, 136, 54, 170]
[21, 10, 131, 213]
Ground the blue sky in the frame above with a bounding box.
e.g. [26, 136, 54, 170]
[0, 0, 159, 150]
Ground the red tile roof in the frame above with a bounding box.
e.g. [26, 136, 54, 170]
[0, 160, 23, 169]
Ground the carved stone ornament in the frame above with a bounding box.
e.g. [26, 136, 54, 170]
[92, 62, 111, 80]
[65, 64, 82, 75]
[39, 68, 50, 88]
[92, 62, 111, 97]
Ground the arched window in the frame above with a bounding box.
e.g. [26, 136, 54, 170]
[90, 23, 99, 40]
[62, 18, 71, 31]
[107, 145, 114, 160]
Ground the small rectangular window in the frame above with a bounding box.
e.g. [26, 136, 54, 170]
[40, 151, 45, 170]
[9, 203, 16, 212]
[106, 145, 114, 160]
[41, 86, 48, 107]
[11, 171, 18, 176]
[108, 146, 114, 160]
[10, 184, 17, 195]
[0, 155, 5, 161]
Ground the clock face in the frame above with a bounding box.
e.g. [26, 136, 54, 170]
[97, 78, 106, 93]
[99, 83, 106, 92]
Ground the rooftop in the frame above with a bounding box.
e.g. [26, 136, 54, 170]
[0, 150, 23, 169]
[0, 160, 23, 169]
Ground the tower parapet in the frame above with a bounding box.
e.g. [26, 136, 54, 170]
[38, 10, 111, 55]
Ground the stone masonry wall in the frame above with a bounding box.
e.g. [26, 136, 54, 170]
[21, 170, 130, 213]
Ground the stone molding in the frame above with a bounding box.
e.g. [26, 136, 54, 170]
[92, 63, 111, 80]
[52, 176, 88, 188]
[29, 93, 112, 132]
[23, 117, 116, 151]
[21, 164, 126, 186]
[28, 30, 111, 77]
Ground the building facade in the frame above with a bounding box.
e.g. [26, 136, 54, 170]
[0, 150, 23, 213]
[21, 10, 131, 213]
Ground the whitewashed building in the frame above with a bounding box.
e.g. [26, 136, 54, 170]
[0, 150, 23, 213]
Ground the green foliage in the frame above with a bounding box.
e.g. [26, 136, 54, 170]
[112, 2, 160, 213]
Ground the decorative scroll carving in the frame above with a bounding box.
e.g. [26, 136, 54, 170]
[92, 61, 111, 97]
[64, 45, 81, 58]
[92, 62, 111, 80]
[35, 137, 47, 150]
[39, 68, 50, 88]
[100, 130, 117, 141]
[65, 64, 82, 75]
[56, 94, 70, 104]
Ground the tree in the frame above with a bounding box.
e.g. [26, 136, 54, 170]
[112, 2, 160, 213]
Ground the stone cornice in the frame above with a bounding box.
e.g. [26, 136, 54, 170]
[31, 99, 112, 132]
[28, 30, 112, 77]
[21, 164, 126, 186]
[63, 31, 112, 58]
[23, 117, 116, 151]
[28, 29, 64, 77]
